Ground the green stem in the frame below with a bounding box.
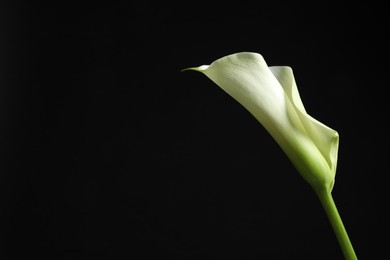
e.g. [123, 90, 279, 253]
[316, 189, 357, 260]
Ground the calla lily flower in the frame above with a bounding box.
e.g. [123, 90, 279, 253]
[183, 52, 339, 192]
[183, 52, 357, 260]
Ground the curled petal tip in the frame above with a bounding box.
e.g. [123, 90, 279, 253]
[181, 65, 209, 72]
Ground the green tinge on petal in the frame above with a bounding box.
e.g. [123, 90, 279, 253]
[269, 67, 339, 186]
[184, 52, 339, 191]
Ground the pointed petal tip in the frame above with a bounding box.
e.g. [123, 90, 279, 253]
[181, 65, 209, 73]
[180, 67, 193, 72]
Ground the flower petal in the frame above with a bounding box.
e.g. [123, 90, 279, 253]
[188, 52, 291, 139]
[269, 66, 339, 184]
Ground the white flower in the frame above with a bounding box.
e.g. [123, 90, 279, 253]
[183, 52, 339, 192]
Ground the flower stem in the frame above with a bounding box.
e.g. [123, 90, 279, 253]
[316, 189, 357, 260]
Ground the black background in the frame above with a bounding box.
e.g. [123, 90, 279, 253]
[1, 1, 388, 259]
